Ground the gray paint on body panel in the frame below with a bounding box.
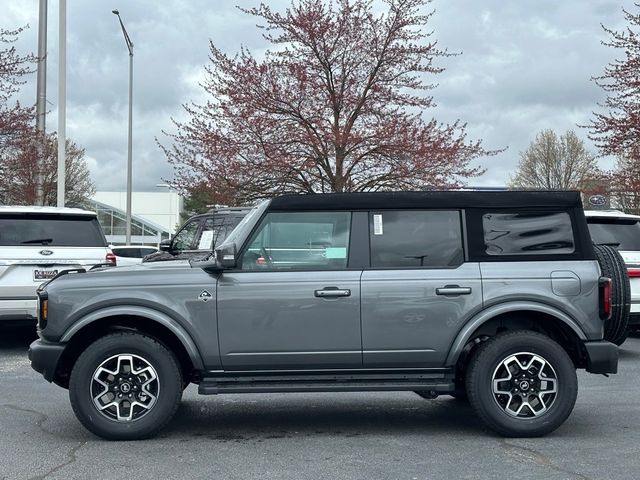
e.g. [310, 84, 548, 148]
[480, 260, 602, 339]
[361, 263, 483, 368]
[216, 270, 362, 370]
[41, 261, 217, 368]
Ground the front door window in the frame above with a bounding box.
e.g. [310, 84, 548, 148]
[241, 212, 351, 270]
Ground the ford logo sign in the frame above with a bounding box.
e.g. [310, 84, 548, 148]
[39, 249, 54, 256]
[589, 194, 607, 206]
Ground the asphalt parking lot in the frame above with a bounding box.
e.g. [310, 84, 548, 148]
[1, 327, 639, 480]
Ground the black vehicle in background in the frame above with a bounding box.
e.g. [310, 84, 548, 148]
[142, 207, 251, 263]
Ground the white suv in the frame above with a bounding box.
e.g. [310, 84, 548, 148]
[585, 209, 640, 331]
[0, 206, 114, 324]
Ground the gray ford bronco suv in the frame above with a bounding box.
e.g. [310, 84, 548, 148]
[29, 191, 618, 440]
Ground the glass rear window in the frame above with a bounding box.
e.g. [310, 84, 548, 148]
[0, 215, 106, 247]
[588, 219, 640, 251]
[113, 248, 141, 258]
[483, 212, 575, 255]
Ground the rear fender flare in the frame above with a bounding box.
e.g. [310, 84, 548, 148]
[445, 301, 587, 367]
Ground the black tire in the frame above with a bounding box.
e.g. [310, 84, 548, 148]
[594, 244, 631, 345]
[69, 332, 183, 440]
[466, 331, 577, 437]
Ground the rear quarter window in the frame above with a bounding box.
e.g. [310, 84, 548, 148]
[0, 215, 106, 247]
[482, 212, 575, 255]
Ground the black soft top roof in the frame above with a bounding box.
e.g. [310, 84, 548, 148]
[268, 191, 583, 211]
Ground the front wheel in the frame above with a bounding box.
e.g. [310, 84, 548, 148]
[69, 332, 183, 440]
[466, 331, 577, 437]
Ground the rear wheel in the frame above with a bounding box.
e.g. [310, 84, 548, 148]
[69, 332, 183, 440]
[466, 331, 577, 437]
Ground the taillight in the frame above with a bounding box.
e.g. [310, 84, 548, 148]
[106, 252, 117, 266]
[599, 277, 612, 320]
[628, 268, 640, 278]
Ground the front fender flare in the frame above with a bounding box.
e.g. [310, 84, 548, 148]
[444, 301, 587, 367]
[60, 305, 204, 370]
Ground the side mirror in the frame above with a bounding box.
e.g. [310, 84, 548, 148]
[216, 243, 237, 269]
[159, 239, 172, 252]
[189, 243, 237, 274]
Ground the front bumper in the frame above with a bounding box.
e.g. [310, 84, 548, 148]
[28, 339, 65, 382]
[583, 341, 618, 374]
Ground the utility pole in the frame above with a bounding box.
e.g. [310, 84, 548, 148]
[35, 0, 47, 206]
[57, 0, 66, 207]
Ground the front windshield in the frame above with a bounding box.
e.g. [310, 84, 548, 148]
[220, 200, 269, 248]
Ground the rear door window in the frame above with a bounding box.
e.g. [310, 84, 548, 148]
[369, 210, 464, 268]
[0, 215, 106, 247]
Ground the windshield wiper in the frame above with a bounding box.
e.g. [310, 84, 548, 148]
[21, 238, 53, 245]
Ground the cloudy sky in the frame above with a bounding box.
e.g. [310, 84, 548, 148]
[3, 0, 635, 192]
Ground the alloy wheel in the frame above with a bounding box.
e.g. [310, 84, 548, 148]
[91, 354, 159, 422]
[491, 352, 558, 418]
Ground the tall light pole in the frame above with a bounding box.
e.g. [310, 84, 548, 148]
[35, 0, 47, 206]
[57, 0, 66, 207]
[112, 9, 134, 244]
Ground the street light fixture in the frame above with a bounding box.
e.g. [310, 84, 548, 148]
[112, 9, 134, 244]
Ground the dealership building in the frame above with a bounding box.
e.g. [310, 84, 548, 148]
[89, 191, 183, 246]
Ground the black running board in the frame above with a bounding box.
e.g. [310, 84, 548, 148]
[198, 371, 455, 395]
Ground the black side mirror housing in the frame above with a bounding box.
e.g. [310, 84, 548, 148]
[189, 243, 237, 274]
[216, 243, 237, 269]
[159, 239, 172, 252]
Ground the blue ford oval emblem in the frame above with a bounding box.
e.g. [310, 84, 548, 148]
[589, 194, 606, 206]
[39, 249, 54, 256]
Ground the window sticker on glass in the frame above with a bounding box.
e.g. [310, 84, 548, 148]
[198, 230, 214, 250]
[373, 214, 383, 235]
[325, 247, 347, 259]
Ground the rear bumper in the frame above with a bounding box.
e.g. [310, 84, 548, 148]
[0, 298, 37, 322]
[583, 341, 618, 374]
[28, 339, 65, 382]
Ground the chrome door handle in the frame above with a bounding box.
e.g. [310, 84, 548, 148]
[436, 285, 472, 296]
[314, 288, 351, 298]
